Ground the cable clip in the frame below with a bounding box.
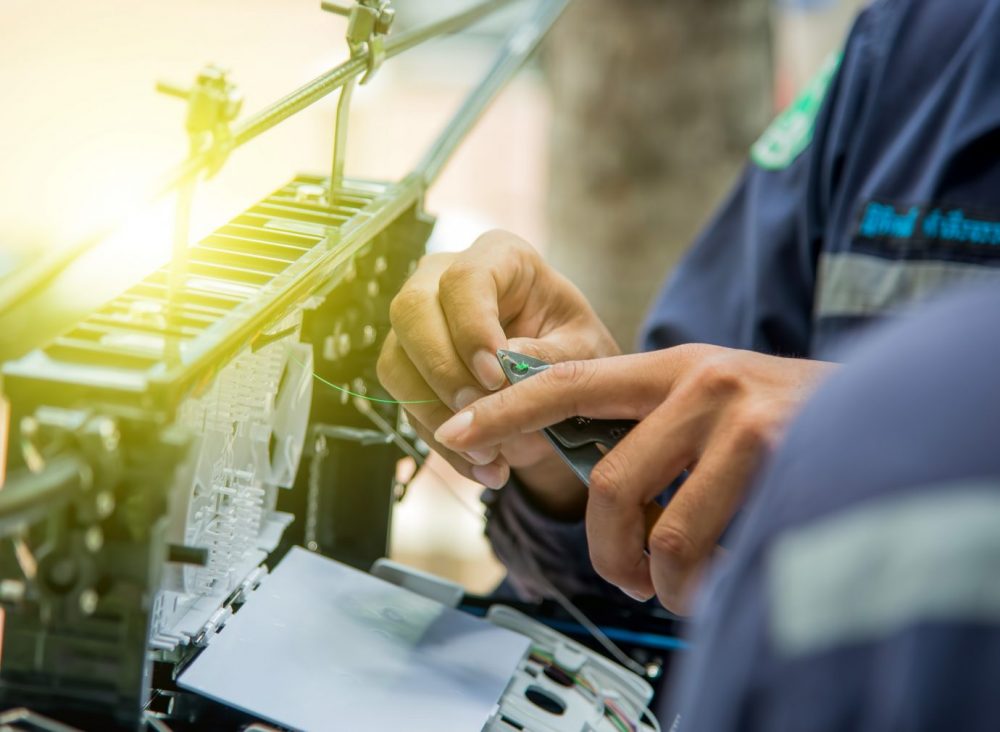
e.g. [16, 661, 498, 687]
[322, 0, 395, 84]
[157, 65, 244, 177]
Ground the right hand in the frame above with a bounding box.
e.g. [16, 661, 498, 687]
[377, 230, 620, 518]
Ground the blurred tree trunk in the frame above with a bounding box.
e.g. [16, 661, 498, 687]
[544, 0, 772, 350]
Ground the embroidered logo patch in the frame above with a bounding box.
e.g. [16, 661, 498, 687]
[751, 51, 843, 171]
[857, 201, 1000, 248]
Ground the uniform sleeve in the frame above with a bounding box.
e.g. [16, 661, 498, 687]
[483, 1, 881, 602]
[665, 285, 1000, 731]
[482, 479, 621, 602]
[639, 159, 820, 355]
[640, 2, 879, 355]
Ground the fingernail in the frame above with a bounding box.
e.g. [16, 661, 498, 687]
[472, 461, 510, 489]
[453, 386, 484, 411]
[465, 447, 498, 466]
[621, 588, 653, 603]
[434, 410, 474, 446]
[472, 350, 507, 391]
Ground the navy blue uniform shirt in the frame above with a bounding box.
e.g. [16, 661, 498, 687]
[669, 285, 1000, 730]
[483, 0, 1000, 604]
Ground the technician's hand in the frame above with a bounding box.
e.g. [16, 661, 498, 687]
[377, 231, 619, 516]
[432, 345, 835, 612]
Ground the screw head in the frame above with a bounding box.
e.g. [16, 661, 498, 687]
[0, 579, 26, 604]
[375, 7, 395, 34]
[84, 526, 104, 553]
[96, 418, 120, 452]
[79, 589, 99, 616]
[295, 183, 327, 204]
[20, 416, 38, 437]
[95, 491, 116, 519]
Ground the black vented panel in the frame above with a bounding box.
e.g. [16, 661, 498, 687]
[31, 177, 376, 376]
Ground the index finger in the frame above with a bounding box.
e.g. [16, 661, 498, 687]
[434, 350, 686, 453]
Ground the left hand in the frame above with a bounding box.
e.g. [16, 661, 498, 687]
[434, 344, 835, 612]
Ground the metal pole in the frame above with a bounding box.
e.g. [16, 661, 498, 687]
[158, 0, 522, 195]
[416, 0, 572, 186]
[385, 0, 517, 57]
[0, 0, 538, 331]
[329, 80, 357, 195]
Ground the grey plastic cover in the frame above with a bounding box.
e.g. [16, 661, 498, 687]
[178, 546, 530, 731]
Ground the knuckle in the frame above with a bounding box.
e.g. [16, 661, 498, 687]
[545, 360, 592, 390]
[439, 259, 478, 292]
[388, 287, 427, 329]
[690, 355, 741, 398]
[423, 349, 457, 385]
[472, 228, 518, 250]
[589, 454, 629, 506]
[648, 524, 699, 570]
[473, 230, 539, 263]
[730, 404, 776, 450]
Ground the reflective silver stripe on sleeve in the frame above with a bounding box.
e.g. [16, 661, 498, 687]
[815, 252, 1000, 318]
[768, 484, 1000, 658]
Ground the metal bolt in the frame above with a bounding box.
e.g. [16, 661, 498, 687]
[84, 526, 104, 553]
[337, 333, 351, 357]
[0, 579, 26, 604]
[374, 7, 395, 35]
[79, 589, 99, 616]
[295, 184, 327, 204]
[128, 300, 167, 329]
[20, 416, 38, 437]
[323, 335, 338, 361]
[95, 491, 116, 519]
[96, 417, 120, 452]
[49, 558, 76, 588]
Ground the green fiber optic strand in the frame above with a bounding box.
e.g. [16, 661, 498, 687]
[286, 350, 440, 406]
